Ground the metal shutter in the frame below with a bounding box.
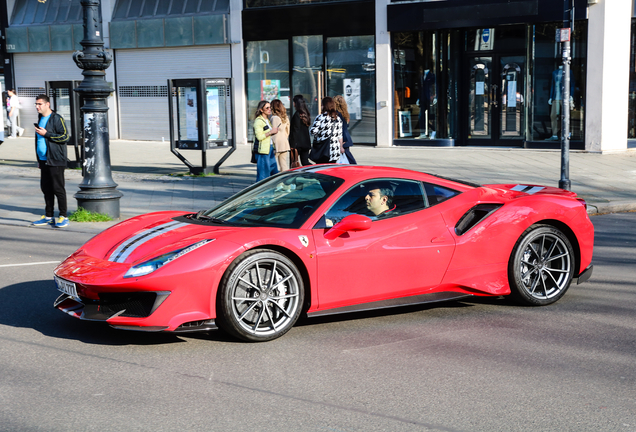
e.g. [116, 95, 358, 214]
[13, 53, 83, 130]
[115, 46, 231, 141]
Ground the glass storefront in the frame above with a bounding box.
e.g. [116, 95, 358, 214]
[392, 23, 587, 147]
[326, 36, 376, 143]
[392, 31, 454, 141]
[292, 35, 323, 119]
[245, 40, 290, 140]
[246, 35, 376, 144]
[529, 21, 587, 142]
[629, 19, 636, 139]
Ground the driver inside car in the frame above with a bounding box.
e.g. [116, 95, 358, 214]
[365, 182, 396, 219]
[324, 181, 398, 228]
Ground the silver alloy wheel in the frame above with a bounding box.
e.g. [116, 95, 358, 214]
[223, 251, 303, 341]
[512, 227, 574, 303]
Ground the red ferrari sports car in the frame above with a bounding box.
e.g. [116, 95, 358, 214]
[54, 165, 594, 342]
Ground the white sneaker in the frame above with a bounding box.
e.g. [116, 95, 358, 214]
[18, 128, 24, 137]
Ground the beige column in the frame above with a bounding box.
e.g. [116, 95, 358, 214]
[585, 0, 632, 152]
[230, 0, 249, 147]
[375, 0, 394, 147]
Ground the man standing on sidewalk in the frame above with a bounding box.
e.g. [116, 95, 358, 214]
[7, 89, 25, 138]
[32, 94, 70, 228]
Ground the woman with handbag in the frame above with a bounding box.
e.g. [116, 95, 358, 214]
[270, 99, 291, 171]
[310, 97, 343, 164]
[253, 100, 279, 182]
[334, 95, 357, 164]
[289, 95, 312, 166]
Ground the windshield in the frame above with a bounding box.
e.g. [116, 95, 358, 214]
[201, 172, 343, 228]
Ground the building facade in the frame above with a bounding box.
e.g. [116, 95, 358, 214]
[2, 0, 634, 153]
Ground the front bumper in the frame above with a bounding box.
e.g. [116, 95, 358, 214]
[54, 293, 217, 333]
[54, 290, 170, 321]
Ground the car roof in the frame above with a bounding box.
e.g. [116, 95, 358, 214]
[293, 164, 478, 191]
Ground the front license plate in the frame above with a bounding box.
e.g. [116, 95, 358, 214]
[55, 276, 78, 299]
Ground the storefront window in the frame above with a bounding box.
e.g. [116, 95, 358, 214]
[326, 36, 376, 144]
[392, 31, 454, 142]
[245, 40, 290, 139]
[529, 22, 587, 142]
[629, 19, 636, 139]
[246, 0, 354, 8]
[246, 35, 377, 145]
[292, 36, 323, 120]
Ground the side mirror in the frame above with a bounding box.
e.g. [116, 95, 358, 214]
[324, 214, 372, 240]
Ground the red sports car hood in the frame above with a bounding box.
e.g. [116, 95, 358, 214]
[91, 213, 239, 265]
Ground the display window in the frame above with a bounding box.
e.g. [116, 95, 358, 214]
[629, 19, 636, 139]
[392, 30, 457, 143]
[246, 35, 377, 145]
[326, 36, 376, 144]
[529, 21, 587, 142]
[391, 23, 587, 147]
[245, 40, 290, 141]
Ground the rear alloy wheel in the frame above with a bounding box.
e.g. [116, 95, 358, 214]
[509, 225, 575, 305]
[218, 250, 304, 342]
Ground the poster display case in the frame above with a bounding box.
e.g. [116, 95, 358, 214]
[168, 78, 234, 175]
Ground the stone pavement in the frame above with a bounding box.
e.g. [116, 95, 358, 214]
[1, 137, 635, 234]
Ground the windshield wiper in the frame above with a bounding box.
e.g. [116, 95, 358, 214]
[194, 210, 227, 224]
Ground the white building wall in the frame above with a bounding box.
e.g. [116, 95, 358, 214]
[375, 0, 393, 147]
[585, 0, 632, 152]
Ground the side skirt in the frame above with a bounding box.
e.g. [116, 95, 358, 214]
[577, 265, 593, 285]
[307, 292, 474, 318]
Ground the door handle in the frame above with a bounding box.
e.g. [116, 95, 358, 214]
[491, 84, 498, 108]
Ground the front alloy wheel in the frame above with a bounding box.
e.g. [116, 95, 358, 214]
[218, 250, 304, 342]
[509, 225, 575, 305]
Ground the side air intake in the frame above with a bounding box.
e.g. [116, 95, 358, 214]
[455, 204, 503, 236]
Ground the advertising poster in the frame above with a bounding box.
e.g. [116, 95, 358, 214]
[476, 81, 485, 96]
[507, 81, 517, 108]
[475, 28, 495, 51]
[261, 80, 280, 101]
[185, 87, 198, 140]
[343, 78, 361, 120]
[207, 87, 220, 140]
[398, 111, 412, 137]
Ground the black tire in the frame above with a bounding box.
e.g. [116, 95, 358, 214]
[508, 225, 575, 306]
[217, 249, 304, 342]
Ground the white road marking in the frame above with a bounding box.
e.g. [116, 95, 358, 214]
[0, 261, 60, 268]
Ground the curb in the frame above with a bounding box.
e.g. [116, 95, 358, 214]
[586, 201, 636, 216]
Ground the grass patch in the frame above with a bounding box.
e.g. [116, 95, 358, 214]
[69, 207, 112, 222]
[170, 172, 216, 178]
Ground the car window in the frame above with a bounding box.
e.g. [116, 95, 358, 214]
[317, 179, 427, 228]
[203, 172, 343, 228]
[423, 182, 460, 206]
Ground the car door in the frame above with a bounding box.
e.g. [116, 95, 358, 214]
[311, 179, 456, 311]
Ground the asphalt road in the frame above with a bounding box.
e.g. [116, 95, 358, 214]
[0, 213, 634, 432]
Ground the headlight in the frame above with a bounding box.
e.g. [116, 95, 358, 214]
[124, 239, 215, 278]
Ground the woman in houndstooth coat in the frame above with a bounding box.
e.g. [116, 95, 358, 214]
[310, 97, 343, 163]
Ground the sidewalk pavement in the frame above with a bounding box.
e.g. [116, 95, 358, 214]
[1, 137, 635, 234]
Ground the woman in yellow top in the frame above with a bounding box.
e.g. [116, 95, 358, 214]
[270, 99, 290, 171]
[253, 100, 279, 182]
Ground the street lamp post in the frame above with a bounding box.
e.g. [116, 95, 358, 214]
[72, 0, 122, 218]
[558, 0, 573, 191]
